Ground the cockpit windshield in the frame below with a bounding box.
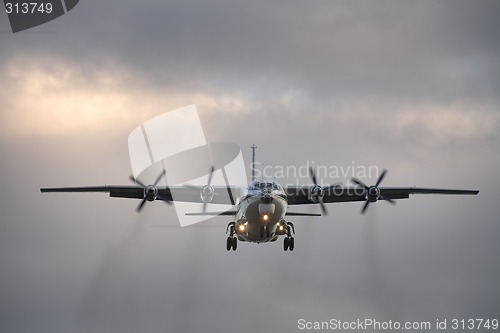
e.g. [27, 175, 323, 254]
[249, 180, 283, 192]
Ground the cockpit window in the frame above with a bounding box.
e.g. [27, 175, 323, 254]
[250, 181, 283, 191]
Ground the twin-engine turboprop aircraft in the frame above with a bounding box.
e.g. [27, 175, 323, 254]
[41, 145, 478, 251]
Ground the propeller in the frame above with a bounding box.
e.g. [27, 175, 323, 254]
[309, 167, 327, 215]
[351, 169, 395, 214]
[201, 166, 215, 214]
[183, 166, 216, 214]
[129, 169, 171, 213]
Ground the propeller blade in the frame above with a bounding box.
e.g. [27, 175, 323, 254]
[375, 169, 387, 187]
[361, 200, 371, 214]
[129, 175, 146, 188]
[136, 198, 148, 212]
[309, 167, 318, 185]
[153, 169, 166, 186]
[351, 178, 369, 190]
[319, 198, 327, 216]
[206, 166, 214, 186]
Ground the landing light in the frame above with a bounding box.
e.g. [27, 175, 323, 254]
[279, 225, 284, 231]
[239, 225, 245, 231]
[263, 214, 269, 221]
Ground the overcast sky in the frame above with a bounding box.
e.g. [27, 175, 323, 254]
[0, 1, 499, 332]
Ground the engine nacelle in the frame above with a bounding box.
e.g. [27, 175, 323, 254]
[144, 185, 158, 201]
[200, 185, 215, 203]
[309, 185, 324, 203]
[367, 186, 380, 202]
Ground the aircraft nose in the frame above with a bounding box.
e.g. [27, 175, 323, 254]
[261, 190, 273, 204]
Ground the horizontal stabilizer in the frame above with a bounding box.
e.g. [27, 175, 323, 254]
[185, 211, 238, 216]
[285, 212, 322, 217]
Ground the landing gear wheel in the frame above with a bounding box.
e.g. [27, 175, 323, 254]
[283, 237, 290, 251]
[232, 237, 237, 251]
[226, 237, 232, 251]
[289, 237, 295, 251]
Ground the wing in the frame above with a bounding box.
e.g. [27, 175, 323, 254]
[184, 211, 322, 216]
[40, 185, 241, 205]
[41, 186, 145, 199]
[285, 185, 479, 205]
[286, 185, 361, 204]
[379, 187, 479, 199]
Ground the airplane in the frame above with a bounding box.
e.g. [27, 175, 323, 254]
[41, 144, 479, 251]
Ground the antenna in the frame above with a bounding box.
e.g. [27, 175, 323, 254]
[251, 144, 257, 182]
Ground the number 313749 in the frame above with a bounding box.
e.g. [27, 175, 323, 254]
[5, 2, 53, 14]
[451, 319, 499, 330]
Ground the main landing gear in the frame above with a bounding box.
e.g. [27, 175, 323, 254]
[226, 236, 237, 251]
[283, 222, 295, 251]
[226, 222, 237, 251]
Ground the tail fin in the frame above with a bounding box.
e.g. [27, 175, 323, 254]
[251, 144, 257, 182]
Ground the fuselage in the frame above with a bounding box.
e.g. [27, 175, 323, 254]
[233, 179, 288, 243]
